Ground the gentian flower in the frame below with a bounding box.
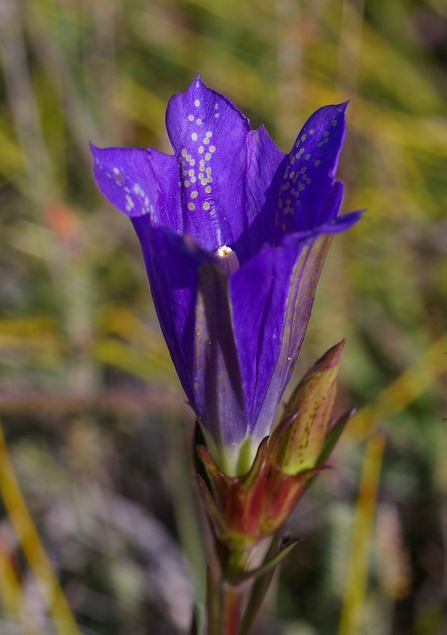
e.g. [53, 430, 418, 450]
[91, 77, 361, 476]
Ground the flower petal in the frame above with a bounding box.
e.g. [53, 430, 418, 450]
[91, 78, 364, 475]
[317, 209, 364, 234]
[166, 76, 250, 251]
[131, 217, 213, 401]
[91, 144, 182, 230]
[253, 233, 333, 438]
[193, 260, 246, 447]
[132, 216, 246, 450]
[234, 125, 287, 263]
[274, 103, 348, 243]
[230, 246, 276, 436]
[231, 213, 360, 442]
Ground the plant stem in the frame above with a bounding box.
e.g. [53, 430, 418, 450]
[221, 580, 243, 635]
[209, 548, 248, 635]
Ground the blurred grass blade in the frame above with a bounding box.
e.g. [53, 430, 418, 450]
[348, 333, 447, 443]
[166, 414, 207, 635]
[25, 0, 102, 159]
[93, 336, 177, 386]
[338, 432, 386, 635]
[0, 0, 51, 196]
[0, 424, 82, 635]
[0, 536, 45, 634]
[0, 540, 22, 621]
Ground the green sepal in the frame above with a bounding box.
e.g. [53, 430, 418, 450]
[195, 438, 270, 548]
[278, 340, 345, 474]
[195, 473, 227, 538]
[302, 408, 356, 496]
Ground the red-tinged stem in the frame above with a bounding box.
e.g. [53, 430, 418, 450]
[208, 549, 248, 635]
[221, 580, 244, 635]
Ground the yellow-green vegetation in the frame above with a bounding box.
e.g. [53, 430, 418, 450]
[0, 0, 446, 633]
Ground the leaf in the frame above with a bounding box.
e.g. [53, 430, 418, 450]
[317, 408, 356, 466]
[239, 532, 288, 635]
[228, 538, 300, 585]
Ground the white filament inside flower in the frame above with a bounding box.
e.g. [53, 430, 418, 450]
[214, 245, 240, 274]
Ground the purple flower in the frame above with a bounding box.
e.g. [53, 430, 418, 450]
[91, 77, 361, 475]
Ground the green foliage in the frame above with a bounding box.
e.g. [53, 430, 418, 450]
[0, 0, 446, 633]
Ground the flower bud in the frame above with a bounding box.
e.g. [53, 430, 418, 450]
[278, 340, 345, 475]
[196, 343, 348, 547]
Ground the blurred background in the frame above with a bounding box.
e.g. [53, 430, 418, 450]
[0, 0, 446, 633]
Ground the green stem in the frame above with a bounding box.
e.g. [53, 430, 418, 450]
[223, 549, 248, 635]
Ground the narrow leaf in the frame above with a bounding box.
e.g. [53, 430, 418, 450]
[317, 408, 356, 466]
[228, 538, 300, 585]
[239, 531, 288, 635]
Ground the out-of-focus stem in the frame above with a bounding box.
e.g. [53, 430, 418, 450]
[0, 424, 82, 635]
[338, 432, 386, 635]
[220, 581, 244, 635]
[0, 0, 52, 199]
[220, 548, 247, 635]
[207, 548, 248, 635]
[25, 0, 101, 162]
